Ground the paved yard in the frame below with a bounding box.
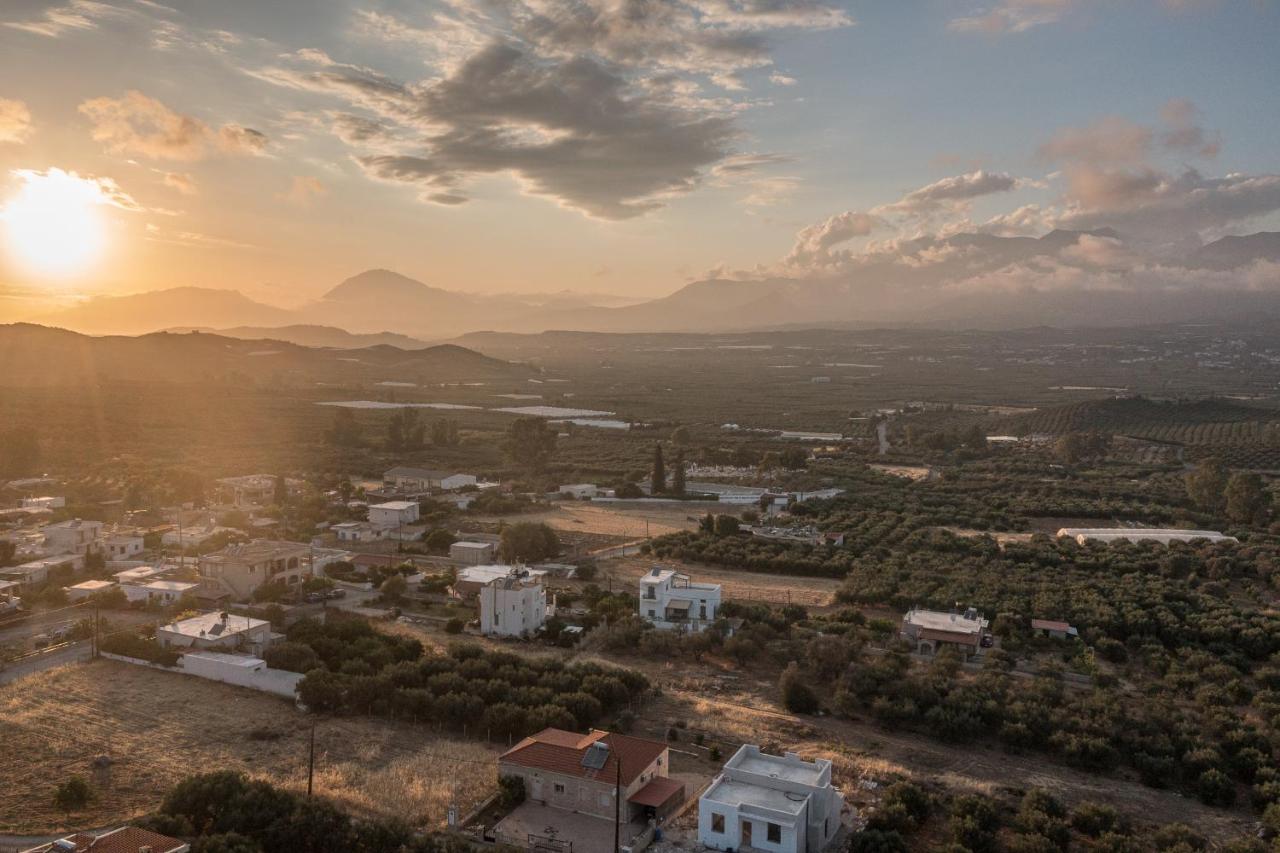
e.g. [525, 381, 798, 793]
[494, 801, 647, 852]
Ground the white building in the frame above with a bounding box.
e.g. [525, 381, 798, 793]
[383, 467, 477, 493]
[331, 521, 385, 543]
[450, 540, 496, 565]
[66, 579, 118, 602]
[114, 565, 164, 584]
[699, 745, 845, 853]
[455, 563, 546, 597]
[901, 607, 989, 657]
[157, 611, 273, 655]
[42, 519, 103, 556]
[1057, 527, 1239, 546]
[122, 579, 200, 605]
[161, 524, 233, 548]
[102, 530, 145, 560]
[479, 573, 549, 638]
[0, 554, 82, 589]
[368, 500, 421, 529]
[558, 483, 599, 499]
[639, 567, 721, 632]
[21, 496, 64, 510]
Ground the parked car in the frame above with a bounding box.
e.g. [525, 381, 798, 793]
[980, 634, 994, 648]
[304, 592, 325, 603]
[326, 588, 346, 599]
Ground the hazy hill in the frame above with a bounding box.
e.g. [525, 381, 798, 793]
[0, 324, 529, 387]
[35, 287, 292, 336]
[167, 324, 431, 349]
[1189, 232, 1280, 269]
[23, 230, 1280, 338]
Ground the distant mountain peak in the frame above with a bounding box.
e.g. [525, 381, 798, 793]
[323, 269, 456, 301]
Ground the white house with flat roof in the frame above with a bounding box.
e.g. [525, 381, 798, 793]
[157, 611, 273, 655]
[698, 745, 845, 853]
[455, 563, 546, 597]
[21, 496, 64, 510]
[122, 579, 200, 605]
[41, 519, 103, 556]
[901, 607, 989, 658]
[450, 540, 496, 565]
[639, 567, 721, 633]
[66, 579, 117, 602]
[368, 500, 420, 529]
[479, 573, 550, 638]
[102, 530, 145, 560]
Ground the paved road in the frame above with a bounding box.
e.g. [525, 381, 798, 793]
[0, 640, 91, 685]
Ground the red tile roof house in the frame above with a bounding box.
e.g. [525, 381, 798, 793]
[22, 826, 189, 853]
[499, 728, 685, 824]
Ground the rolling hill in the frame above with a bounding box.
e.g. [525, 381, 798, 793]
[0, 324, 531, 387]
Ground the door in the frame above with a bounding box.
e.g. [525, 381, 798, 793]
[741, 820, 752, 847]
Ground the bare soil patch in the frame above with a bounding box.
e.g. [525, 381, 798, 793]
[0, 660, 498, 834]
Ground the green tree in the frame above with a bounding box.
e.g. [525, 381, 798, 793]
[380, 573, 408, 605]
[1225, 471, 1269, 524]
[848, 829, 908, 853]
[504, 417, 557, 475]
[423, 528, 457, 554]
[780, 662, 820, 713]
[273, 475, 288, 507]
[500, 522, 560, 562]
[651, 443, 667, 494]
[672, 448, 687, 495]
[53, 776, 93, 812]
[326, 409, 362, 447]
[713, 514, 740, 537]
[1186, 458, 1229, 512]
[192, 833, 264, 853]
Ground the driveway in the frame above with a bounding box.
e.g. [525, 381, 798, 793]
[494, 801, 647, 852]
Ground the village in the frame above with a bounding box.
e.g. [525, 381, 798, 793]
[2, 436, 1260, 853]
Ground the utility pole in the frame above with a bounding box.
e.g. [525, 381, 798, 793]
[307, 720, 316, 797]
[614, 753, 621, 853]
[92, 604, 99, 659]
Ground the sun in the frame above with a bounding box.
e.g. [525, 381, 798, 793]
[1, 168, 109, 278]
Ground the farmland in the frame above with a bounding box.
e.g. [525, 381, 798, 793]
[0, 661, 498, 834]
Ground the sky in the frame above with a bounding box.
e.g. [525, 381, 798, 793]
[0, 0, 1278, 316]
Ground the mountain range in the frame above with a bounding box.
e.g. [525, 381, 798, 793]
[0, 323, 529, 387]
[26, 230, 1280, 339]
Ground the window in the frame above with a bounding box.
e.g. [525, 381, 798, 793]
[711, 813, 725, 834]
[767, 823, 781, 843]
[554, 783, 565, 794]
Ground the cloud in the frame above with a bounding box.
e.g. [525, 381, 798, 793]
[1038, 116, 1152, 166]
[279, 175, 328, 206]
[0, 98, 33, 143]
[1056, 169, 1280, 239]
[769, 71, 797, 86]
[948, 0, 1074, 34]
[161, 171, 197, 195]
[2, 0, 133, 38]
[351, 42, 738, 219]
[78, 90, 269, 161]
[784, 210, 884, 268]
[144, 222, 255, 249]
[1160, 97, 1220, 158]
[878, 170, 1020, 216]
[2, 167, 143, 215]
[710, 152, 792, 177]
[217, 124, 269, 156]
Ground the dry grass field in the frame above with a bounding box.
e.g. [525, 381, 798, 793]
[480, 501, 702, 540]
[602, 555, 842, 608]
[0, 661, 498, 835]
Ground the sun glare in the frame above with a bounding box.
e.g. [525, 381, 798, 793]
[1, 168, 109, 278]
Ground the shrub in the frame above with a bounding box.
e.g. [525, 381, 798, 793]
[780, 662, 820, 714]
[444, 617, 465, 634]
[498, 775, 526, 809]
[53, 776, 93, 812]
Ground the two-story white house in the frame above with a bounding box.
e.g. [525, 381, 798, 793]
[41, 519, 103, 556]
[639, 567, 721, 633]
[479, 573, 550, 638]
[367, 500, 421, 529]
[699, 745, 846, 853]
